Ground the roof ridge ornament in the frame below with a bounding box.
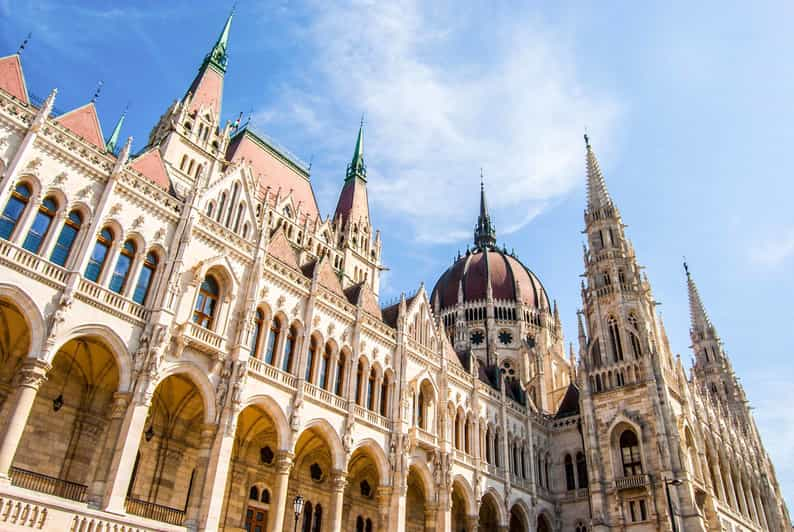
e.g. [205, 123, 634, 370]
[17, 32, 31, 55]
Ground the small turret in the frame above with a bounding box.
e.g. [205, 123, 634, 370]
[474, 173, 496, 250]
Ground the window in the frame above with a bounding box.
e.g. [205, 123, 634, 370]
[312, 504, 322, 532]
[0, 183, 31, 240]
[264, 319, 280, 365]
[283, 325, 297, 373]
[192, 275, 219, 328]
[85, 228, 113, 282]
[576, 452, 588, 488]
[251, 309, 264, 357]
[305, 338, 318, 382]
[22, 196, 57, 253]
[302, 502, 313, 532]
[319, 344, 331, 389]
[417, 388, 425, 429]
[360, 480, 371, 497]
[620, 430, 642, 476]
[575, 523, 587, 532]
[498, 330, 513, 345]
[309, 463, 323, 481]
[355, 360, 365, 405]
[565, 454, 576, 490]
[51, 210, 82, 266]
[260, 446, 274, 464]
[628, 314, 642, 358]
[380, 374, 389, 416]
[367, 369, 376, 411]
[132, 252, 158, 304]
[334, 351, 345, 396]
[628, 499, 647, 522]
[608, 316, 624, 362]
[591, 339, 602, 368]
[470, 330, 484, 345]
[109, 240, 136, 293]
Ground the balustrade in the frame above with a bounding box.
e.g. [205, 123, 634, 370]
[125, 497, 185, 526]
[10, 467, 86, 503]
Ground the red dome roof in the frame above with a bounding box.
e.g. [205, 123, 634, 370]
[431, 248, 551, 311]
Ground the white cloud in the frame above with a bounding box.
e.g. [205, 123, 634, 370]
[255, 1, 619, 243]
[749, 226, 794, 269]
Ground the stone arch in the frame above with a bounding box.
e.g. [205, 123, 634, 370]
[536, 510, 553, 532]
[509, 500, 531, 532]
[451, 475, 476, 515]
[298, 418, 346, 471]
[0, 283, 45, 359]
[350, 438, 390, 486]
[239, 394, 291, 451]
[155, 361, 217, 423]
[49, 323, 132, 392]
[13, 172, 42, 198]
[407, 459, 434, 503]
[480, 488, 506, 528]
[607, 416, 646, 478]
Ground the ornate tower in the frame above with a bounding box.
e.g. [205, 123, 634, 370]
[147, 9, 236, 191]
[333, 122, 383, 294]
[577, 135, 707, 531]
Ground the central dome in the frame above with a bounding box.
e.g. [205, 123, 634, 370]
[431, 247, 551, 312]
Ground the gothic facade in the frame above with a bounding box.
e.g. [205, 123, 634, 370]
[0, 13, 789, 532]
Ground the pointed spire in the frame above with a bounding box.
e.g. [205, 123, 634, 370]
[105, 107, 127, 154]
[474, 171, 496, 249]
[584, 134, 613, 212]
[685, 261, 713, 335]
[205, 7, 234, 73]
[346, 116, 366, 181]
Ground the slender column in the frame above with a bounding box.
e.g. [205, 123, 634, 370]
[39, 209, 65, 259]
[465, 514, 478, 532]
[199, 416, 237, 530]
[87, 392, 131, 507]
[328, 469, 347, 532]
[269, 451, 293, 532]
[103, 396, 150, 513]
[393, 480, 408, 532]
[98, 239, 122, 287]
[376, 487, 391, 532]
[436, 494, 452, 532]
[11, 196, 40, 244]
[184, 425, 217, 529]
[0, 359, 50, 480]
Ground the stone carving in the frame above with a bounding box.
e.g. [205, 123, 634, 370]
[25, 157, 42, 172]
[131, 215, 145, 230]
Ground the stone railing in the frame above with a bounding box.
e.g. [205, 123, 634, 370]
[0, 493, 49, 529]
[247, 358, 297, 389]
[182, 322, 226, 354]
[352, 404, 390, 430]
[409, 426, 438, 447]
[77, 278, 147, 322]
[615, 474, 649, 491]
[125, 497, 185, 526]
[304, 382, 347, 411]
[0, 239, 68, 287]
[10, 467, 86, 504]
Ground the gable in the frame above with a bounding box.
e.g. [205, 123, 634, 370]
[130, 148, 171, 190]
[358, 284, 381, 317]
[0, 55, 28, 103]
[267, 227, 300, 270]
[316, 258, 344, 297]
[56, 103, 104, 149]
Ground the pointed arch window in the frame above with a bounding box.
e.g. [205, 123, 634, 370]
[380, 373, 390, 416]
[50, 210, 82, 266]
[264, 319, 280, 365]
[109, 240, 137, 293]
[192, 275, 219, 329]
[85, 228, 114, 282]
[0, 183, 31, 240]
[619, 430, 642, 476]
[234, 202, 244, 233]
[576, 451, 588, 488]
[334, 351, 346, 396]
[132, 252, 158, 304]
[282, 325, 297, 373]
[319, 344, 331, 389]
[355, 359, 365, 405]
[565, 454, 576, 490]
[591, 339, 602, 368]
[305, 337, 318, 382]
[608, 316, 624, 362]
[367, 368, 376, 411]
[628, 314, 642, 358]
[251, 309, 265, 357]
[417, 387, 426, 429]
[22, 196, 57, 253]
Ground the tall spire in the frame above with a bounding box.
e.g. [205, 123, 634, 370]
[584, 134, 613, 212]
[685, 261, 713, 336]
[105, 108, 126, 154]
[474, 171, 496, 249]
[346, 116, 366, 181]
[205, 7, 234, 74]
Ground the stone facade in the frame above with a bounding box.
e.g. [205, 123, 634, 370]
[0, 13, 789, 532]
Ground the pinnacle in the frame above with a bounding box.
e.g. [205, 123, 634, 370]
[685, 263, 713, 334]
[585, 136, 613, 212]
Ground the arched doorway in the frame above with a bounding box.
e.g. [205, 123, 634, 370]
[537, 513, 552, 532]
[406, 465, 429, 532]
[478, 492, 501, 530]
[344, 444, 384, 530]
[509, 503, 529, 532]
[126, 373, 207, 526]
[0, 298, 32, 407]
[450, 480, 470, 532]
[13, 336, 120, 503]
[224, 402, 286, 531]
[286, 424, 339, 532]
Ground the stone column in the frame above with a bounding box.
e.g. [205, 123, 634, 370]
[393, 480, 408, 532]
[103, 396, 151, 513]
[436, 496, 452, 532]
[87, 393, 131, 508]
[184, 424, 217, 529]
[0, 359, 50, 481]
[465, 514, 478, 532]
[424, 504, 438, 532]
[200, 415, 238, 531]
[328, 469, 347, 532]
[268, 451, 293, 532]
[376, 487, 391, 532]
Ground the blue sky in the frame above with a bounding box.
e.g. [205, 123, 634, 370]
[2, 0, 792, 512]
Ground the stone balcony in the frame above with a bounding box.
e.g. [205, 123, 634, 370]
[615, 473, 649, 491]
[408, 426, 438, 449]
[178, 321, 227, 357]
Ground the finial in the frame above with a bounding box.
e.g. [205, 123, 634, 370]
[683, 256, 689, 276]
[90, 80, 104, 103]
[583, 132, 590, 148]
[308, 154, 314, 172]
[17, 32, 32, 55]
[360, 112, 365, 128]
[480, 167, 484, 187]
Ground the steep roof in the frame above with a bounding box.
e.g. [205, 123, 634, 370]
[130, 148, 171, 190]
[267, 227, 300, 270]
[554, 384, 580, 419]
[56, 103, 104, 149]
[0, 54, 28, 103]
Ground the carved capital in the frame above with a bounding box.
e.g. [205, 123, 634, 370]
[275, 451, 294, 475]
[14, 359, 51, 390]
[110, 392, 132, 419]
[330, 468, 347, 492]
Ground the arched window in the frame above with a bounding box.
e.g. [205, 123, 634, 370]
[319, 344, 331, 390]
[305, 337, 318, 382]
[355, 360, 365, 405]
[494, 431, 500, 467]
[282, 325, 297, 373]
[485, 427, 492, 464]
[628, 314, 642, 358]
[22, 196, 57, 253]
[85, 228, 114, 282]
[180, 154, 188, 170]
[334, 351, 345, 396]
[0, 183, 31, 240]
[591, 339, 602, 368]
[367, 369, 376, 411]
[249, 485, 259, 500]
[264, 319, 280, 365]
[417, 388, 426, 429]
[576, 451, 588, 488]
[619, 430, 642, 476]
[192, 275, 219, 328]
[608, 316, 624, 362]
[356, 516, 364, 532]
[206, 201, 215, 217]
[109, 240, 136, 293]
[50, 210, 82, 266]
[261, 488, 270, 504]
[312, 504, 322, 532]
[380, 374, 389, 416]
[234, 202, 244, 233]
[454, 412, 462, 450]
[301, 502, 313, 532]
[565, 454, 576, 490]
[217, 192, 227, 223]
[365, 518, 372, 532]
[251, 309, 265, 357]
[132, 252, 158, 304]
[464, 419, 470, 454]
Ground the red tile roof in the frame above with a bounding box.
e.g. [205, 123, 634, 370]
[130, 148, 171, 190]
[56, 103, 104, 150]
[0, 55, 28, 103]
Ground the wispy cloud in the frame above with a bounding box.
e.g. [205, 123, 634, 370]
[254, 0, 619, 243]
[749, 225, 794, 269]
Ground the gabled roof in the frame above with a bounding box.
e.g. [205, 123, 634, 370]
[344, 283, 381, 317]
[56, 102, 104, 149]
[130, 148, 171, 190]
[381, 302, 400, 328]
[267, 227, 300, 270]
[316, 258, 345, 297]
[554, 383, 581, 419]
[0, 54, 28, 103]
